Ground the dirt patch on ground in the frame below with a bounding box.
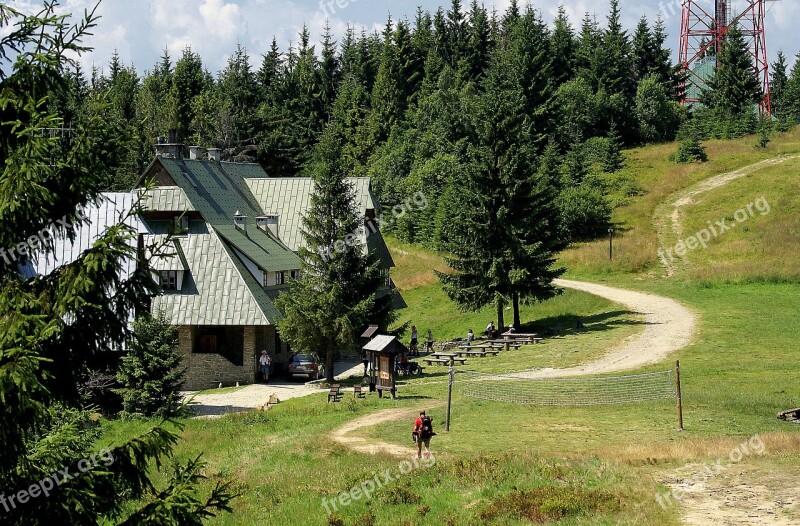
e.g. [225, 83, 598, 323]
[662, 462, 800, 525]
[331, 404, 446, 458]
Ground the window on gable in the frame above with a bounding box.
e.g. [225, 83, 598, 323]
[290, 270, 301, 281]
[173, 215, 189, 235]
[276, 271, 285, 285]
[160, 270, 179, 291]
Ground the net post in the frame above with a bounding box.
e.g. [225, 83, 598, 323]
[445, 359, 454, 432]
[675, 360, 684, 432]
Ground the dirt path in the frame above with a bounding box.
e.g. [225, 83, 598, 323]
[331, 408, 420, 457]
[512, 279, 696, 378]
[655, 154, 800, 276]
[184, 361, 363, 418]
[331, 405, 445, 458]
[331, 279, 696, 456]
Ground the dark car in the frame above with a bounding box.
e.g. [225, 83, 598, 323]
[287, 353, 324, 380]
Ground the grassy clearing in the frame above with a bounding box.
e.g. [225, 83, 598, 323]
[100, 130, 800, 525]
[100, 394, 680, 526]
[559, 127, 800, 277]
[387, 234, 642, 346]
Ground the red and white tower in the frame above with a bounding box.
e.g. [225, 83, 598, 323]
[679, 0, 776, 114]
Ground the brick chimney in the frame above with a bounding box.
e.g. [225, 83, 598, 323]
[154, 129, 184, 159]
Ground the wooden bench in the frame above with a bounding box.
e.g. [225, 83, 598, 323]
[501, 331, 539, 339]
[499, 334, 542, 345]
[327, 384, 341, 403]
[353, 385, 365, 398]
[423, 358, 449, 366]
[456, 350, 487, 357]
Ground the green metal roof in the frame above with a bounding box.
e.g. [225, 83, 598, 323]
[145, 234, 189, 272]
[147, 220, 280, 326]
[245, 177, 379, 254]
[156, 157, 301, 272]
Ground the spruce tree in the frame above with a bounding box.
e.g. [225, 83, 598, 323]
[217, 44, 258, 146]
[116, 312, 186, 417]
[276, 122, 393, 383]
[550, 6, 576, 86]
[702, 25, 761, 116]
[632, 16, 653, 83]
[466, 0, 492, 82]
[170, 47, 207, 142]
[319, 23, 341, 121]
[785, 52, 800, 122]
[770, 51, 788, 118]
[0, 5, 232, 523]
[437, 47, 566, 330]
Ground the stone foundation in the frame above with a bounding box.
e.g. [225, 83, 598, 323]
[183, 352, 252, 391]
[177, 325, 278, 391]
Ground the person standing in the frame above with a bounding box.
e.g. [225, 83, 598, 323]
[425, 329, 434, 354]
[361, 350, 369, 376]
[467, 329, 475, 343]
[259, 351, 271, 383]
[412, 410, 435, 459]
[410, 325, 418, 356]
[485, 321, 494, 340]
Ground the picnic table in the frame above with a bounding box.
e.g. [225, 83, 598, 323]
[459, 342, 511, 349]
[431, 352, 460, 359]
[455, 350, 500, 358]
[423, 357, 468, 366]
[500, 332, 543, 344]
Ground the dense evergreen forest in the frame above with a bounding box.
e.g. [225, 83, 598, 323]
[50, 0, 800, 247]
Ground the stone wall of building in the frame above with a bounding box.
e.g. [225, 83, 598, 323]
[179, 325, 261, 391]
[183, 352, 253, 391]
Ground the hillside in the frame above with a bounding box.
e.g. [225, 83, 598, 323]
[98, 131, 800, 526]
[559, 126, 800, 279]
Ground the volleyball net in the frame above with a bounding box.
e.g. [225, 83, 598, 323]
[453, 369, 677, 406]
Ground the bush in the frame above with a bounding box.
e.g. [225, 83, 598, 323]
[755, 115, 772, 149]
[672, 136, 708, 163]
[557, 185, 612, 241]
[115, 312, 186, 417]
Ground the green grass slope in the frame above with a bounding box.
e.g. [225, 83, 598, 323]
[100, 128, 800, 526]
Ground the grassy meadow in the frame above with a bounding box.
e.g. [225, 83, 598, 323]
[101, 128, 800, 525]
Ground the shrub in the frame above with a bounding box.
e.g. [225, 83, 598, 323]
[755, 115, 772, 149]
[115, 312, 186, 417]
[557, 185, 612, 241]
[672, 136, 708, 163]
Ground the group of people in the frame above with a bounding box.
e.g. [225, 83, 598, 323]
[409, 325, 434, 356]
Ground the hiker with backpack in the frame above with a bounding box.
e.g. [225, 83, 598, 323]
[412, 410, 436, 459]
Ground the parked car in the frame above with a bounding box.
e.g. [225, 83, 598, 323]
[287, 353, 324, 380]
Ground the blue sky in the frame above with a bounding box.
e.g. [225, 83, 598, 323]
[14, 0, 800, 74]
